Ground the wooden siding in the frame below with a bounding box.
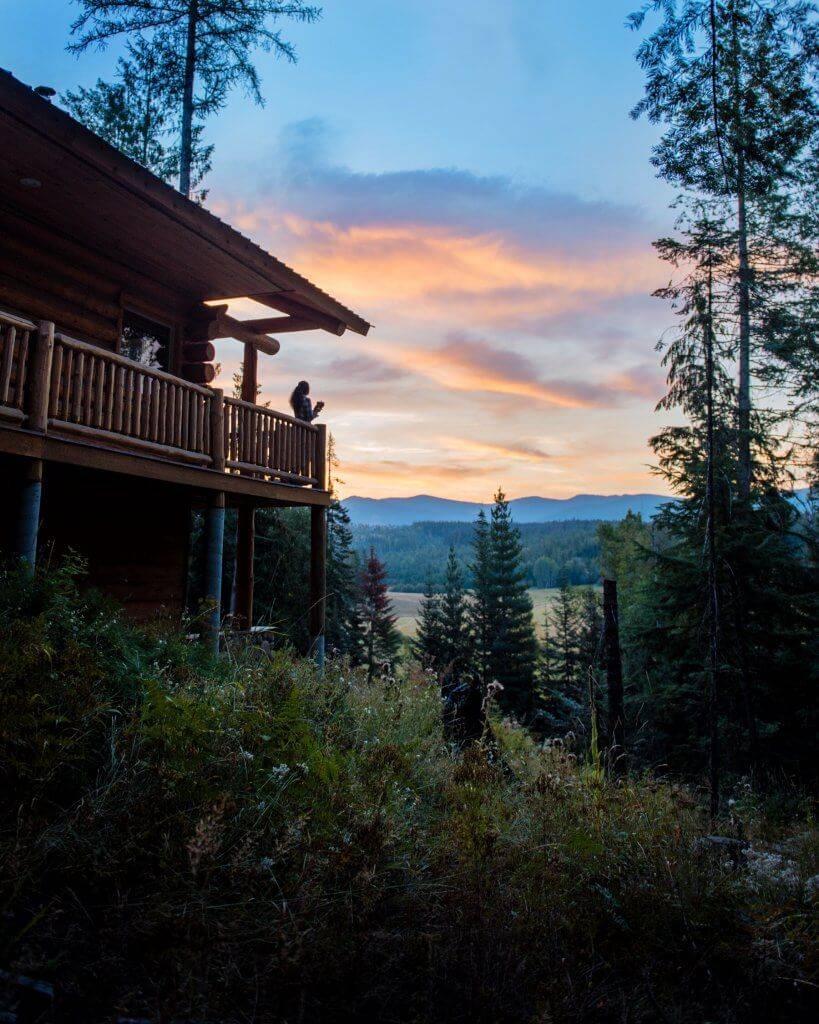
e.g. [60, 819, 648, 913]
[39, 465, 192, 621]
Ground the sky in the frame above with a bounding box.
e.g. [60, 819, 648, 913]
[1, 0, 680, 501]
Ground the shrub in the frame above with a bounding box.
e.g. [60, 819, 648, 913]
[0, 565, 815, 1022]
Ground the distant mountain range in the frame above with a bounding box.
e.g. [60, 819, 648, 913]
[342, 493, 672, 526]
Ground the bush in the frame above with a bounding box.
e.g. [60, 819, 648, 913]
[0, 565, 815, 1022]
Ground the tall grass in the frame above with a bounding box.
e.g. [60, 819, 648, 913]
[1, 562, 815, 1022]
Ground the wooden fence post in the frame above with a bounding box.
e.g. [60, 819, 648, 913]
[28, 320, 54, 432]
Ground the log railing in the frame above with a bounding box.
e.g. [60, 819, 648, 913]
[0, 309, 35, 423]
[48, 333, 213, 465]
[0, 311, 327, 489]
[224, 397, 321, 485]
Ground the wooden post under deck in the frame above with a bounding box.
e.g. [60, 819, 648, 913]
[233, 344, 258, 631]
[13, 458, 43, 569]
[201, 389, 226, 652]
[13, 321, 54, 569]
[203, 492, 226, 653]
[309, 424, 328, 666]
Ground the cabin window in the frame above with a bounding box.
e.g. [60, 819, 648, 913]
[120, 310, 172, 371]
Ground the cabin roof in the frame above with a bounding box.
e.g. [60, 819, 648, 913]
[0, 69, 370, 337]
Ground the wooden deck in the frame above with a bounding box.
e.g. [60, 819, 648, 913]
[0, 308, 330, 507]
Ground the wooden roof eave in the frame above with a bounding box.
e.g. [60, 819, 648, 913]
[0, 70, 372, 338]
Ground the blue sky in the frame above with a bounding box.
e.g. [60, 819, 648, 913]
[1, 1, 678, 499]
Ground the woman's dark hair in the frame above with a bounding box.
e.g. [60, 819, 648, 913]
[289, 380, 309, 414]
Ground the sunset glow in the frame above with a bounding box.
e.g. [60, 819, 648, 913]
[7, 0, 677, 502]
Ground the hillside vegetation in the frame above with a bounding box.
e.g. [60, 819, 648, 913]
[1, 563, 816, 1023]
[352, 520, 601, 591]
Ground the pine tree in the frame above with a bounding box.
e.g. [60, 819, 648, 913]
[326, 500, 362, 659]
[630, 0, 819, 499]
[438, 546, 469, 684]
[69, 1, 321, 196]
[62, 36, 212, 196]
[487, 490, 539, 721]
[543, 573, 583, 732]
[358, 549, 400, 684]
[467, 509, 494, 691]
[414, 575, 444, 671]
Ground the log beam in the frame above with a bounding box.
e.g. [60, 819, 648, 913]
[249, 292, 347, 336]
[240, 314, 332, 334]
[189, 305, 280, 355]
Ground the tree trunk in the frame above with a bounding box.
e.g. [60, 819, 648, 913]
[602, 579, 625, 766]
[705, 278, 721, 821]
[178, 1, 198, 198]
[736, 168, 752, 500]
[731, 4, 752, 501]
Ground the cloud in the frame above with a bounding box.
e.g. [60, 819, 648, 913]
[325, 354, 410, 384]
[442, 436, 551, 463]
[272, 120, 650, 257]
[209, 120, 669, 499]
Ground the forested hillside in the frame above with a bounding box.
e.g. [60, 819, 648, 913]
[352, 519, 601, 590]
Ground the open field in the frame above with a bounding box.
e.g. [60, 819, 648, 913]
[390, 588, 568, 638]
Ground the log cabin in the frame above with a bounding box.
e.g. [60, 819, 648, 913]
[0, 69, 371, 657]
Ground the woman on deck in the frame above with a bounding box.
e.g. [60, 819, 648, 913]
[290, 381, 324, 423]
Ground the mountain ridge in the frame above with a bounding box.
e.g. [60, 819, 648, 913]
[342, 492, 672, 526]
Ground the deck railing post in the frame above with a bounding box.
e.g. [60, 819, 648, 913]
[28, 321, 55, 432]
[209, 387, 225, 472]
[314, 423, 327, 491]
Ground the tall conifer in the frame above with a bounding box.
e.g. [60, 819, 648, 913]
[487, 490, 539, 720]
[358, 549, 400, 684]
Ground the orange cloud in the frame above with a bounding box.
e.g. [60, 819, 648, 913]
[217, 204, 662, 327]
[441, 436, 551, 463]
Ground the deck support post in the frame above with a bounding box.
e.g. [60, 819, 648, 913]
[13, 459, 43, 570]
[309, 424, 328, 667]
[203, 492, 226, 654]
[231, 344, 258, 632]
[233, 506, 255, 631]
[309, 504, 327, 668]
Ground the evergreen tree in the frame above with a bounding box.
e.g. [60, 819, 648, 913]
[543, 573, 583, 732]
[414, 575, 444, 670]
[467, 509, 494, 691]
[631, 0, 819, 499]
[69, 1, 321, 196]
[438, 546, 469, 684]
[487, 490, 539, 721]
[62, 36, 212, 196]
[326, 500, 362, 659]
[358, 549, 400, 684]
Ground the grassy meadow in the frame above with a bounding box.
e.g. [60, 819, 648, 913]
[390, 588, 589, 637]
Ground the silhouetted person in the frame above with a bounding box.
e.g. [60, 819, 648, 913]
[290, 380, 324, 422]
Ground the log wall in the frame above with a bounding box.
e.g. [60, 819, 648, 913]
[37, 464, 192, 621]
[0, 204, 215, 380]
